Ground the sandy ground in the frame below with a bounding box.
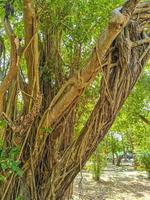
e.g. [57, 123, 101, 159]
[72, 163, 150, 200]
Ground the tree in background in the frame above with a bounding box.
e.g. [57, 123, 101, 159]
[0, 0, 150, 199]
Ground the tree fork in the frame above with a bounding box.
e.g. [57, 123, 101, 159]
[46, 14, 150, 200]
[26, 0, 141, 171]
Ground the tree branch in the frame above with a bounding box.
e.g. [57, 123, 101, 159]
[132, 38, 150, 47]
[0, 19, 19, 114]
[139, 115, 150, 125]
[49, 8, 150, 198]
[23, 0, 40, 108]
[121, 0, 140, 15]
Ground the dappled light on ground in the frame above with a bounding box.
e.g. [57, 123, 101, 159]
[73, 163, 150, 200]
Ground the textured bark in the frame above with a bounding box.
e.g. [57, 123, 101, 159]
[1, 1, 150, 200]
[23, 0, 40, 109]
[26, 0, 140, 171]
[45, 12, 150, 199]
[0, 19, 19, 114]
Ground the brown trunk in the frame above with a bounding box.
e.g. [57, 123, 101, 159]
[116, 155, 123, 166]
[45, 16, 150, 199]
[1, 1, 150, 200]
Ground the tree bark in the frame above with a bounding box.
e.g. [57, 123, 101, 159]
[1, 1, 150, 200]
[25, 0, 140, 171]
[45, 12, 150, 199]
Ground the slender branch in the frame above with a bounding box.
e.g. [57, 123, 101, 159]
[132, 37, 150, 47]
[139, 115, 150, 125]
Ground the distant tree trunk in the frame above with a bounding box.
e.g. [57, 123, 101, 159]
[126, 132, 139, 169]
[116, 155, 123, 166]
[111, 134, 116, 165]
[1, 1, 150, 200]
[112, 153, 115, 165]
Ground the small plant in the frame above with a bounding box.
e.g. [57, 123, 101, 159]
[138, 153, 150, 178]
[89, 146, 107, 181]
[92, 154, 107, 181]
[0, 144, 23, 183]
[15, 196, 24, 200]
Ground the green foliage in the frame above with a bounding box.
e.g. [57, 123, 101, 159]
[92, 153, 107, 181]
[138, 153, 150, 178]
[0, 174, 5, 182]
[0, 145, 23, 182]
[86, 144, 107, 181]
[0, 119, 7, 130]
[15, 196, 24, 200]
[40, 127, 53, 134]
[36, 0, 124, 76]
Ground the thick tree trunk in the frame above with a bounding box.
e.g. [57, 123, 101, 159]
[1, 1, 150, 200]
[116, 155, 123, 166]
[45, 13, 150, 199]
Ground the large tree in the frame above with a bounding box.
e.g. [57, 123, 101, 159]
[0, 0, 150, 199]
